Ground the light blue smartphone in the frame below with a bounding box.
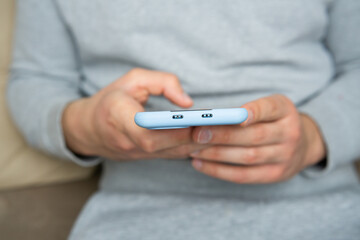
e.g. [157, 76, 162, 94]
[134, 108, 248, 129]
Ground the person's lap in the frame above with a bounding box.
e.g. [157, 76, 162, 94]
[69, 185, 360, 240]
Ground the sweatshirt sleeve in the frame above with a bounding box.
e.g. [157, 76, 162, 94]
[299, 0, 360, 177]
[6, 0, 101, 167]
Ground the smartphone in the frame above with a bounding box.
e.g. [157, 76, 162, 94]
[134, 108, 248, 129]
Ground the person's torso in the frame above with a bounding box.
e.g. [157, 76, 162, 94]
[57, 0, 359, 198]
[58, 0, 334, 109]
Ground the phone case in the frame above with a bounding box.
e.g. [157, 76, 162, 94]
[134, 108, 248, 129]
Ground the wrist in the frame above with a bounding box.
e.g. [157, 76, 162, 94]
[300, 113, 327, 167]
[62, 98, 96, 156]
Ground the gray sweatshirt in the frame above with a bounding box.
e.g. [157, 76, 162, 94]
[7, 0, 360, 239]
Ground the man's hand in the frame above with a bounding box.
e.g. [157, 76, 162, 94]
[62, 68, 206, 161]
[190, 94, 326, 184]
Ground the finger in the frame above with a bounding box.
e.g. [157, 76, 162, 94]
[104, 130, 137, 153]
[190, 145, 283, 165]
[134, 143, 211, 160]
[120, 68, 193, 108]
[192, 159, 284, 184]
[126, 116, 194, 153]
[193, 122, 284, 146]
[109, 94, 194, 152]
[131, 127, 195, 153]
[241, 94, 294, 126]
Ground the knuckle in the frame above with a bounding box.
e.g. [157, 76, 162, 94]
[284, 96, 295, 107]
[138, 137, 156, 153]
[268, 167, 285, 182]
[276, 94, 289, 104]
[206, 164, 221, 178]
[103, 94, 115, 107]
[128, 68, 143, 78]
[233, 171, 247, 183]
[279, 94, 296, 110]
[166, 73, 179, 83]
[111, 139, 123, 150]
[107, 103, 119, 118]
[118, 141, 136, 151]
[109, 136, 135, 152]
[105, 108, 123, 129]
[244, 148, 259, 164]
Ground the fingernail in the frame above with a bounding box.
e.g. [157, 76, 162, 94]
[193, 159, 203, 169]
[190, 150, 200, 157]
[197, 129, 212, 144]
[182, 92, 192, 102]
[244, 109, 253, 126]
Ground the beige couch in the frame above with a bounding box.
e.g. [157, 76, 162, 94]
[0, 1, 98, 239]
[0, 0, 95, 191]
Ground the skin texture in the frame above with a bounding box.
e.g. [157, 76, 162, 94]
[62, 68, 208, 161]
[62, 68, 326, 184]
[190, 95, 327, 184]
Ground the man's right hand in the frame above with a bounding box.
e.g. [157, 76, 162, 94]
[62, 68, 206, 161]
